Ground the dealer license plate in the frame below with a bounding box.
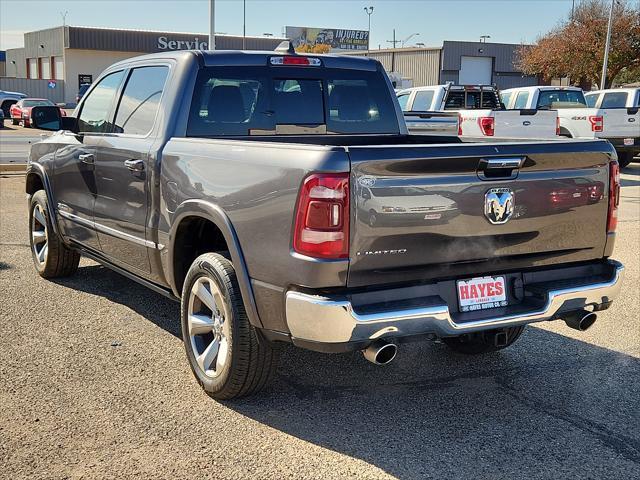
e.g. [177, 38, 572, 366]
[457, 276, 508, 312]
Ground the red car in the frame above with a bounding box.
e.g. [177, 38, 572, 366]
[10, 98, 66, 127]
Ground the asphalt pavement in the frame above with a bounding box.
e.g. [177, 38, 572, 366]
[0, 156, 639, 479]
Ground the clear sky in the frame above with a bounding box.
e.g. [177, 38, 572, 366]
[1, 0, 580, 51]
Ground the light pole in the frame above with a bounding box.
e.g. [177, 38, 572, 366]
[243, 0, 246, 50]
[60, 11, 69, 26]
[208, 0, 216, 50]
[601, 0, 615, 88]
[364, 6, 374, 55]
[401, 33, 419, 48]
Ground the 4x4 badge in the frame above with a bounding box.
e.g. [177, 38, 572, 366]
[485, 188, 515, 224]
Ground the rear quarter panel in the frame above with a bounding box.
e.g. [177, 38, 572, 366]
[159, 138, 351, 331]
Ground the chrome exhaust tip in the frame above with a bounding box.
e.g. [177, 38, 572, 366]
[564, 309, 598, 331]
[363, 341, 397, 366]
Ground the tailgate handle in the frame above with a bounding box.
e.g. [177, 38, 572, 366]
[478, 157, 524, 181]
[485, 158, 523, 169]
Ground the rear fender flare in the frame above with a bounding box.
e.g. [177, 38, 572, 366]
[168, 199, 262, 328]
[25, 162, 61, 236]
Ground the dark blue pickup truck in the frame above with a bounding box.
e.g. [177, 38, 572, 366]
[26, 46, 623, 399]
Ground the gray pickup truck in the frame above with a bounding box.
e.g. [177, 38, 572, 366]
[26, 47, 624, 400]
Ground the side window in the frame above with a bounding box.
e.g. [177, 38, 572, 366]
[412, 90, 434, 111]
[635, 91, 640, 107]
[601, 92, 628, 109]
[114, 66, 169, 135]
[396, 93, 410, 111]
[500, 92, 512, 108]
[77, 71, 125, 133]
[585, 94, 598, 108]
[514, 91, 529, 109]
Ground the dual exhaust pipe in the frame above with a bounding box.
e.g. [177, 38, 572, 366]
[563, 309, 598, 331]
[362, 340, 397, 366]
[361, 309, 597, 365]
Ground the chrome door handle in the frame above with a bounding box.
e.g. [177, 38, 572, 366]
[124, 159, 145, 172]
[78, 153, 95, 164]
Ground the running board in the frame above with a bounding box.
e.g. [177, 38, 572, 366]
[77, 247, 179, 302]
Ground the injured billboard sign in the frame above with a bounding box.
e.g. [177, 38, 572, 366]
[285, 26, 369, 52]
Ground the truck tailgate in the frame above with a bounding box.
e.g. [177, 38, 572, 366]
[348, 139, 613, 288]
[599, 107, 640, 139]
[459, 109, 558, 138]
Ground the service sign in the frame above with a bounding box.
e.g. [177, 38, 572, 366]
[285, 26, 369, 52]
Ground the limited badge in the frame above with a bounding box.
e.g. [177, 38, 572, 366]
[485, 188, 515, 224]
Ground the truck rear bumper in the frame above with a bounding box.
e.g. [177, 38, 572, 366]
[285, 260, 624, 351]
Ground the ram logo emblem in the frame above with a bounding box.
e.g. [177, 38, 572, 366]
[485, 188, 515, 224]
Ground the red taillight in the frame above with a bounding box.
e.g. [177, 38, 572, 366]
[588, 115, 604, 132]
[556, 117, 560, 136]
[607, 161, 620, 233]
[293, 173, 349, 259]
[457, 113, 463, 136]
[478, 117, 495, 136]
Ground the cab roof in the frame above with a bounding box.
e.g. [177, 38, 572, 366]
[108, 49, 380, 72]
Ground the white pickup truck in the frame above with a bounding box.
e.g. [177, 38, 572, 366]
[399, 84, 559, 139]
[501, 86, 640, 167]
[585, 88, 640, 167]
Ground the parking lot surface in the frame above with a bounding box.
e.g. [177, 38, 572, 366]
[1, 160, 639, 479]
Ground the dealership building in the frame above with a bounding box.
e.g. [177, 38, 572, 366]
[1, 26, 285, 104]
[348, 41, 540, 90]
[1, 25, 539, 105]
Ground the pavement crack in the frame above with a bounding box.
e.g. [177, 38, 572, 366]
[496, 375, 640, 464]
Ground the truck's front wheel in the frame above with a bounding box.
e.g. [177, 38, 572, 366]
[443, 326, 525, 355]
[29, 190, 80, 278]
[181, 253, 279, 400]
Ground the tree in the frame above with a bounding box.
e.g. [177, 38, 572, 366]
[295, 43, 331, 54]
[518, 0, 640, 88]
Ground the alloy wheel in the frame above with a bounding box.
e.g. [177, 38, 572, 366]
[31, 204, 48, 265]
[187, 276, 230, 378]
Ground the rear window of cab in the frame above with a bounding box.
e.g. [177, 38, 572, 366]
[187, 65, 400, 136]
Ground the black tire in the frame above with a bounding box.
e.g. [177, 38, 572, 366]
[181, 253, 279, 400]
[29, 190, 80, 278]
[443, 326, 525, 355]
[618, 151, 633, 169]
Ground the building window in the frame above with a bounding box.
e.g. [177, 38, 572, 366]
[41, 57, 51, 79]
[27, 58, 38, 79]
[54, 57, 64, 80]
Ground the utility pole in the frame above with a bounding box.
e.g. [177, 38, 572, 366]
[386, 29, 398, 72]
[387, 29, 399, 48]
[601, 0, 615, 88]
[243, 0, 246, 50]
[208, 0, 216, 50]
[572, 0, 575, 21]
[60, 11, 69, 26]
[364, 6, 374, 56]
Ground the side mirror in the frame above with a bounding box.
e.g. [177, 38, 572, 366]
[31, 106, 77, 132]
[30, 106, 62, 131]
